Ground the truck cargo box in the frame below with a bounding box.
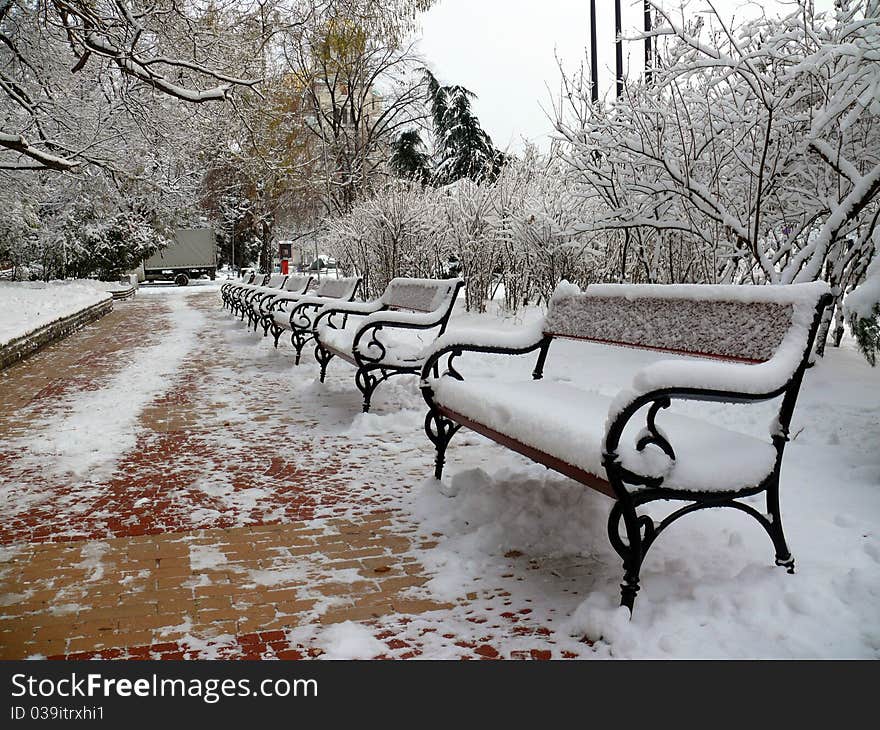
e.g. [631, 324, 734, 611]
[143, 229, 216, 286]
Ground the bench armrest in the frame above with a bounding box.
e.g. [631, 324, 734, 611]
[314, 300, 384, 335]
[320, 300, 383, 317]
[286, 298, 329, 330]
[631, 358, 794, 401]
[600, 349, 811, 490]
[357, 307, 451, 331]
[350, 309, 453, 364]
[420, 324, 550, 385]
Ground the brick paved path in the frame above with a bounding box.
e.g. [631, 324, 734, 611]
[0, 287, 595, 659]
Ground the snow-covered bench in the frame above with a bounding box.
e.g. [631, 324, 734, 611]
[221, 272, 258, 309]
[265, 277, 362, 362]
[243, 274, 313, 330]
[314, 277, 464, 412]
[420, 281, 832, 611]
[229, 273, 291, 320]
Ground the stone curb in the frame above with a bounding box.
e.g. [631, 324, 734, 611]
[0, 297, 113, 371]
[109, 285, 137, 300]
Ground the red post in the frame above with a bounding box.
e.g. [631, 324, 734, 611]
[281, 259, 289, 274]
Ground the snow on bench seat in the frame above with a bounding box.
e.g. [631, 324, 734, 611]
[431, 377, 777, 494]
[318, 324, 429, 367]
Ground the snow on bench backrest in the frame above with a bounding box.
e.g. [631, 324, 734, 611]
[544, 282, 829, 363]
[283, 275, 311, 293]
[267, 274, 287, 288]
[381, 278, 460, 313]
[315, 277, 359, 300]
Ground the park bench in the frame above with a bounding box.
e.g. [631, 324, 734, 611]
[420, 281, 832, 611]
[221, 272, 257, 309]
[223, 272, 267, 313]
[265, 277, 362, 362]
[230, 273, 289, 320]
[314, 277, 464, 412]
[243, 274, 313, 330]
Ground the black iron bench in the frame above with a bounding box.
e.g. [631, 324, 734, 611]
[244, 274, 313, 330]
[420, 281, 832, 612]
[314, 277, 464, 412]
[264, 276, 362, 362]
[230, 273, 291, 320]
[221, 272, 257, 309]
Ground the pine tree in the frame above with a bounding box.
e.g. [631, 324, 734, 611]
[389, 129, 431, 183]
[422, 69, 503, 186]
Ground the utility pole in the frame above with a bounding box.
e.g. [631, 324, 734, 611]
[590, 0, 598, 103]
[231, 224, 236, 278]
[644, 1, 652, 86]
[615, 0, 624, 97]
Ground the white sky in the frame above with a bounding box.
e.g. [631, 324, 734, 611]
[416, 0, 838, 151]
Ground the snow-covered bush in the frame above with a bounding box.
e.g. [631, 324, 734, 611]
[0, 172, 182, 281]
[62, 210, 170, 281]
[321, 178, 449, 299]
[505, 150, 599, 306]
[320, 155, 598, 313]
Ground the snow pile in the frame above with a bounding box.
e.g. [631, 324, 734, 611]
[0, 280, 111, 346]
[414, 468, 612, 568]
[63, 278, 134, 294]
[317, 621, 387, 660]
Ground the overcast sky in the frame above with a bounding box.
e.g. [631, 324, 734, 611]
[416, 0, 838, 151]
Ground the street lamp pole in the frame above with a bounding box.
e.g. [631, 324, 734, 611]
[644, 1, 652, 85]
[615, 0, 624, 97]
[590, 0, 598, 103]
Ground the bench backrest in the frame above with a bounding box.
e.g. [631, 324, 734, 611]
[315, 277, 360, 300]
[544, 283, 828, 363]
[266, 274, 287, 289]
[380, 278, 462, 314]
[283, 275, 312, 293]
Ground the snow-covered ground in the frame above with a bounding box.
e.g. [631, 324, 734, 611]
[0, 280, 113, 346]
[3, 284, 877, 658]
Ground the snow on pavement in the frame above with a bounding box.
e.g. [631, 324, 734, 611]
[15, 293, 205, 481]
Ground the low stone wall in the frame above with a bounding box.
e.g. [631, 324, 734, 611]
[0, 298, 113, 371]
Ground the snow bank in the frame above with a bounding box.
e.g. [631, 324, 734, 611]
[0, 280, 111, 346]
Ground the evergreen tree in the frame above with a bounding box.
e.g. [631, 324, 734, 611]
[422, 69, 503, 186]
[850, 305, 880, 366]
[389, 130, 431, 183]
